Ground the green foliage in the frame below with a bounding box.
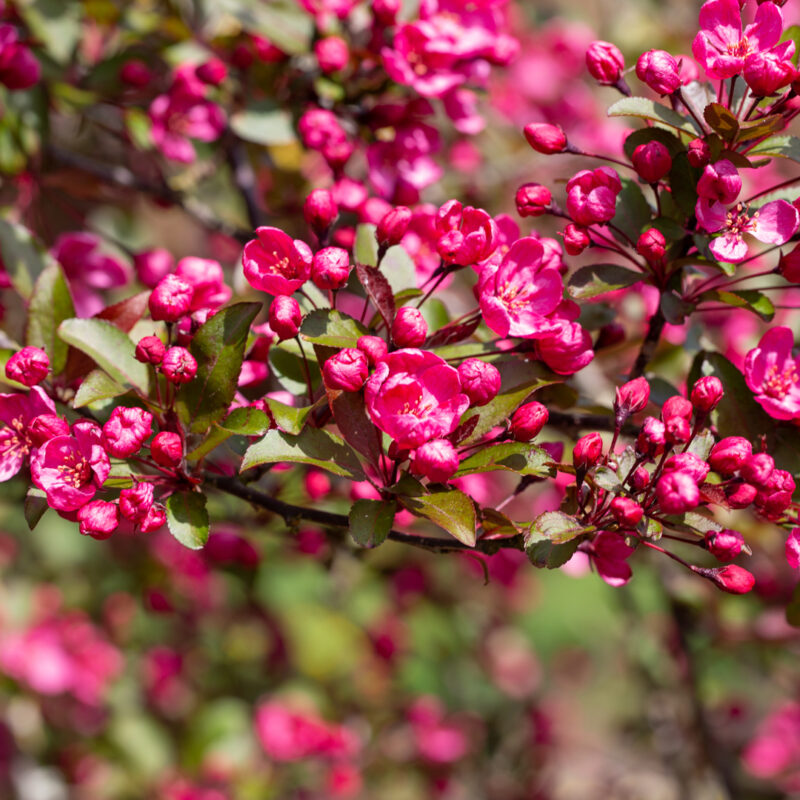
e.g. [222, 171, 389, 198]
[567, 263, 643, 300]
[166, 492, 210, 550]
[349, 499, 396, 548]
[401, 488, 477, 547]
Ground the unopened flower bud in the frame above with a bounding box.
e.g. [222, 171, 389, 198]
[563, 224, 590, 256]
[305, 469, 331, 501]
[637, 416, 666, 457]
[656, 470, 699, 514]
[695, 564, 755, 594]
[636, 50, 681, 95]
[637, 228, 666, 262]
[141, 502, 167, 533]
[632, 141, 672, 184]
[323, 348, 369, 392]
[392, 307, 428, 347]
[740, 452, 775, 488]
[663, 452, 710, 483]
[120, 59, 152, 87]
[315, 36, 349, 74]
[697, 159, 741, 204]
[268, 295, 302, 341]
[149, 275, 194, 322]
[135, 336, 166, 365]
[662, 395, 693, 422]
[726, 481, 758, 509]
[510, 401, 549, 442]
[573, 432, 603, 470]
[312, 246, 351, 291]
[373, 0, 400, 24]
[687, 138, 711, 169]
[515, 183, 551, 218]
[103, 406, 153, 458]
[705, 529, 744, 562]
[356, 335, 388, 365]
[610, 496, 643, 526]
[410, 439, 459, 483]
[304, 189, 338, 236]
[195, 57, 228, 85]
[78, 500, 119, 540]
[779, 243, 800, 282]
[691, 376, 723, 413]
[457, 359, 501, 407]
[709, 436, 752, 475]
[377, 206, 412, 248]
[632, 466, 650, 491]
[29, 414, 69, 446]
[615, 376, 650, 425]
[523, 123, 567, 154]
[151, 431, 183, 468]
[665, 415, 691, 445]
[119, 482, 155, 524]
[161, 347, 197, 384]
[586, 40, 624, 85]
[5, 346, 49, 386]
[134, 248, 174, 288]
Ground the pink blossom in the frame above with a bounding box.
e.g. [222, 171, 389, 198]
[590, 531, 636, 587]
[5, 346, 49, 387]
[744, 326, 800, 419]
[174, 257, 231, 311]
[242, 227, 312, 296]
[436, 201, 498, 266]
[410, 438, 460, 483]
[565, 167, 622, 226]
[0, 387, 55, 481]
[365, 349, 469, 450]
[656, 470, 700, 514]
[0, 24, 40, 90]
[408, 696, 470, 764]
[478, 237, 563, 339]
[696, 198, 799, 262]
[536, 318, 595, 375]
[787, 529, 800, 569]
[102, 407, 153, 458]
[743, 703, 800, 790]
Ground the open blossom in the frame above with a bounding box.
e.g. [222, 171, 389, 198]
[0, 387, 55, 481]
[692, 0, 787, 80]
[242, 227, 313, 296]
[742, 702, 800, 790]
[436, 201, 498, 266]
[590, 531, 636, 587]
[365, 349, 469, 450]
[744, 326, 800, 420]
[696, 198, 799, 262]
[30, 421, 110, 512]
[478, 237, 563, 339]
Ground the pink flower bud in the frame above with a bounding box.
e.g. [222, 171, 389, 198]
[566, 167, 621, 226]
[134, 248, 174, 288]
[515, 183, 552, 218]
[610, 496, 643, 526]
[615, 376, 650, 421]
[744, 50, 795, 97]
[120, 59, 152, 87]
[268, 295, 302, 341]
[196, 57, 228, 85]
[665, 415, 691, 445]
[663, 452, 709, 483]
[756, 469, 795, 516]
[410, 439, 459, 483]
[391, 307, 428, 347]
[29, 414, 69, 447]
[690, 376, 723, 413]
[586, 41, 624, 85]
[119, 482, 155, 524]
[323, 348, 369, 392]
[740, 453, 775, 488]
[78, 500, 119, 540]
[697, 159, 741, 204]
[662, 395, 693, 422]
[103, 406, 153, 458]
[161, 347, 197, 384]
[304, 189, 338, 236]
[636, 50, 681, 95]
[656, 470, 699, 514]
[596, 322, 626, 350]
[457, 358, 501, 407]
[726, 482, 757, 509]
[510, 401, 549, 442]
[377, 206, 412, 248]
[305, 469, 331, 500]
[356, 335, 388, 365]
[141, 502, 167, 533]
[632, 466, 650, 491]
[779, 243, 800, 282]
[151, 431, 183, 468]
[637, 228, 666, 262]
[637, 416, 666, 457]
[523, 123, 567, 154]
[632, 141, 672, 184]
[687, 138, 711, 169]
[709, 436, 752, 475]
[705, 529, 744, 562]
[573, 432, 603, 470]
[699, 564, 755, 594]
[5, 346, 49, 386]
[563, 224, 590, 256]
[311, 246, 351, 291]
[373, 0, 400, 24]
[149, 275, 194, 322]
[135, 336, 166, 365]
[315, 36, 349, 73]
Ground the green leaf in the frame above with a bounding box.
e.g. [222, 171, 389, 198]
[26, 263, 75, 374]
[230, 101, 297, 146]
[265, 398, 314, 435]
[704, 102, 739, 142]
[300, 309, 368, 349]
[737, 114, 786, 144]
[612, 178, 653, 243]
[593, 466, 622, 492]
[669, 152, 700, 217]
[176, 303, 261, 434]
[242, 427, 365, 480]
[607, 96, 699, 134]
[567, 263, 643, 300]
[401, 489, 477, 547]
[58, 318, 151, 392]
[349, 499, 396, 548]
[455, 442, 555, 478]
[73, 369, 128, 407]
[686, 429, 715, 461]
[786, 582, 800, 628]
[218, 406, 271, 436]
[524, 533, 580, 569]
[354, 224, 379, 267]
[700, 289, 775, 321]
[248, 0, 313, 54]
[328, 388, 382, 469]
[528, 510, 594, 544]
[0, 219, 53, 300]
[748, 135, 800, 162]
[24, 489, 48, 530]
[18, 0, 82, 64]
[166, 492, 209, 550]
[661, 291, 695, 324]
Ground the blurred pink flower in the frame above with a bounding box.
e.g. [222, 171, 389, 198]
[744, 326, 800, 420]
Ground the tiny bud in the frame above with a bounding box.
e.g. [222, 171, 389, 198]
[161, 347, 197, 384]
[323, 348, 369, 392]
[726, 481, 758, 509]
[305, 469, 331, 500]
[392, 307, 428, 347]
[631, 466, 650, 491]
[705, 529, 744, 562]
[78, 500, 119, 540]
[135, 336, 166, 365]
[410, 439, 460, 483]
[304, 189, 338, 236]
[687, 138, 711, 169]
[740, 453, 775, 488]
[134, 248, 174, 288]
[120, 59, 152, 87]
[573, 432, 603, 470]
[690, 376, 723, 413]
[195, 58, 228, 85]
[661, 395, 693, 422]
[149, 275, 194, 322]
[709, 436, 752, 475]
[5, 346, 49, 386]
[509, 401, 549, 442]
[315, 36, 349, 74]
[610, 496, 643, 526]
[586, 40, 625, 85]
[268, 296, 302, 341]
[696, 564, 755, 594]
[637, 228, 666, 262]
[563, 224, 590, 256]
[377, 206, 412, 248]
[151, 431, 183, 468]
[632, 141, 672, 184]
[636, 50, 681, 95]
[523, 122, 567, 154]
[356, 335, 388, 365]
[311, 246, 351, 291]
[457, 358, 501, 407]
[119, 482, 155, 524]
[29, 414, 69, 446]
[515, 183, 552, 218]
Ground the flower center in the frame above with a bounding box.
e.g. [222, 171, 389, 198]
[763, 362, 798, 400]
[58, 450, 92, 488]
[725, 203, 756, 237]
[726, 37, 751, 59]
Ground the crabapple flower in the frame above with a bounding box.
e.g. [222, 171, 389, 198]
[610, 497, 643, 527]
[242, 227, 313, 296]
[174, 257, 231, 311]
[478, 238, 563, 339]
[5, 346, 49, 387]
[365, 349, 469, 450]
[30, 421, 110, 512]
[566, 167, 621, 226]
[537, 320, 595, 375]
[656, 470, 700, 514]
[523, 123, 567, 155]
[149, 275, 194, 322]
[268, 296, 302, 341]
[356, 335, 388, 366]
[510, 401, 548, 442]
[636, 50, 681, 95]
[0, 24, 40, 90]
[457, 359, 501, 407]
[786, 529, 800, 569]
[134, 248, 174, 288]
[0, 387, 55, 481]
[29, 414, 69, 447]
[304, 189, 338, 236]
[323, 349, 369, 392]
[585, 41, 624, 85]
[135, 336, 166, 365]
[392, 307, 428, 347]
[705, 564, 755, 594]
[102, 407, 153, 459]
[590, 531, 635, 587]
[744, 326, 800, 420]
[744, 46, 795, 95]
[377, 206, 412, 248]
[691, 376, 724, 413]
[741, 453, 775, 487]
[161, 347, 197, 384]
[410, 439, 460, 483]
[515, 183, 551, 218]
[637, 228, 666, 262]
[705, 528, 745, 562]
[311, 247, 351, 291]
[709, 436, 752, 474]
[573, 432, 603, 470]
[315, 36, 349, 73]
[614, 376, 650, 424]
[696, 160, 741, 204]
[696, 198, 799, 262]
[436, 201, 498, 266]
[119, 482, 155, 524]
[563, 224, 590, 256]
[78, 500, 119, 540]
[151, 432, 182, 468]
[631, 141, 672, 184]
[687, 138, 711, 169]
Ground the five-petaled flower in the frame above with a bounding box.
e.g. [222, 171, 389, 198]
[744, 326, 800, 420]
